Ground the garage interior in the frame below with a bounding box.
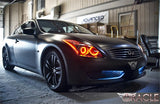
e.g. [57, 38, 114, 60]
[0, 0, 159, 104]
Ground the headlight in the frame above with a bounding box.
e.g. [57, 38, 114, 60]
[63, 39, 103, 58]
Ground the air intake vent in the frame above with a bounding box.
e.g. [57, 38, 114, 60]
[109, 48, 141, 59]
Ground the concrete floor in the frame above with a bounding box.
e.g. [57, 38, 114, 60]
[0, 44, 159, 104]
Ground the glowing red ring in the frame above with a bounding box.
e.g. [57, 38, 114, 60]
[89, 46, 99, 56]
[80, 46, 87, 55]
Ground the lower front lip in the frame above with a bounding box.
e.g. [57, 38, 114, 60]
[87, 66, 145, 81]
[96, 70, 125, 80]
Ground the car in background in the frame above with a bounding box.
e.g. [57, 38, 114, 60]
[2, 19, 147, 92]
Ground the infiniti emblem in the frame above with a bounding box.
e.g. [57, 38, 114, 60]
[128, 61, 137, 70]
[128, 50, 135, 56]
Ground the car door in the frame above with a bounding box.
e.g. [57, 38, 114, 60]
[14, 21, 38, 72]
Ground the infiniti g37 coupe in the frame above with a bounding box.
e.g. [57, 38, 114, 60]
[2, 19, 147, 92]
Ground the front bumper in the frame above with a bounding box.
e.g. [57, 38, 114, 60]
[64, 52, 147, 85]
[60, 44, 147, 86]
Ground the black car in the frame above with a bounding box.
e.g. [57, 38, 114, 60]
[2, 19, 147, 92]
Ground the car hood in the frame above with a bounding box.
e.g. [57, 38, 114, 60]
[39, 33, 138, 50]
[66, 33, 138, 50]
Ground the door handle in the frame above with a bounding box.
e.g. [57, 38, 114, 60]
[15, 39, 19, 43]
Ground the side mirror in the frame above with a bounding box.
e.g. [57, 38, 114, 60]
[23, 28, 35, 35]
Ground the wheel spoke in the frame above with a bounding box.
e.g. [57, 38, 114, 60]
[46, 72, 53, 83]
[51, 55, 54, 64]
[53, 55, 57, 65]
[56, 71, 61, 75]
[53, 74, 58, 85]
[45, 60, 52, 70]
[56, 60, 61, 65]
[55, 66, 61, 71]
[51, 54, 57, 68]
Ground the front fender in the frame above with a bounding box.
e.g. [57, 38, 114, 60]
[37, 41, 69, 83]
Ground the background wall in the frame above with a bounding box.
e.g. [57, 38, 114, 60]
[4, 2, 23, 37]
[45, 0, 115, 15]
[3, 0, 159, 37]
[108, 1, 158, 36]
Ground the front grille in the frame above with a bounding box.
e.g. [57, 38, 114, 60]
[109, 48, 141, 59]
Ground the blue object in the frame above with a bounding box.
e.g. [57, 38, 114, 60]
[138, 66, 145, 74]
[98, 71, 124, 80]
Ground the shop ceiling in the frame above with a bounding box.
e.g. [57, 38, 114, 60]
[0, 0, 25, 8]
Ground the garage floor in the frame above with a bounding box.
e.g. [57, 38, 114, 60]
[0, 44, 159, 104]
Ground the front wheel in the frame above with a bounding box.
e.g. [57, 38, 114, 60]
[42, 50, 68, 92]
[2, 48, 14, 70]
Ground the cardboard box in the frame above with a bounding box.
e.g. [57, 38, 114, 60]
[88, 23, 98, 34]
[98, 25, 107, 35]
[88, 22, 104, 34]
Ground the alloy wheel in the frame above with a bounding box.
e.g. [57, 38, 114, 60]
[2, 48, 14, 70]
[43, 52, 63, 89]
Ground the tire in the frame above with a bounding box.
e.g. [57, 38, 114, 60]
[2, 48, 14, 70]
[42, 50, 68, 92]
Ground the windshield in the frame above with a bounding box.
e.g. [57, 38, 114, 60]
[37, 20, 93, 34]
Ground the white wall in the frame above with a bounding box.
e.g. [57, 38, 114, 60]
[0, 28, 3, 42]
